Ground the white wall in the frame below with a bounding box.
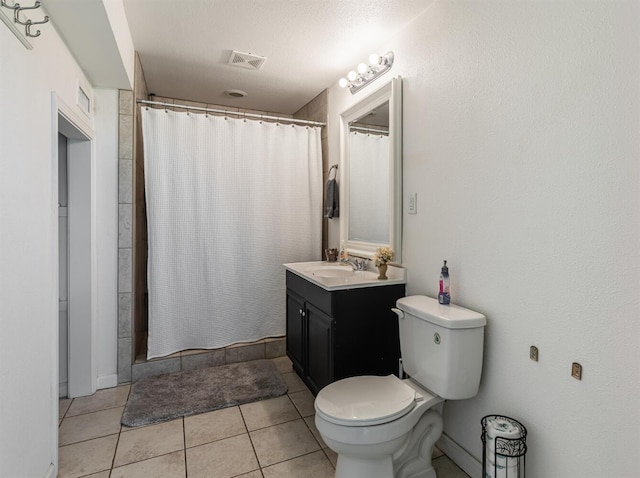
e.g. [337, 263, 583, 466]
[328, 2, 640, 477]
[94, 88, 120, 389]
[0, 19, 95, 477]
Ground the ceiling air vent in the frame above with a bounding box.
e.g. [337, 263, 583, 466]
[228, 50, 267, 70]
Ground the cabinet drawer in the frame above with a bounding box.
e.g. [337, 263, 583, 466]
[286, 271, 333, 315]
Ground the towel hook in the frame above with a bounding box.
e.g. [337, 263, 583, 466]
[14, 1, 45, 24]
[2, 0, 49, 39]
[0, 0, 18, 7]
[1, 0, 19, 11]
[329, 164, 338, 180]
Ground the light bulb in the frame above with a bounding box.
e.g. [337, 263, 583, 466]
[357, 63, 368, 74]
[338, 78, 348, 88]
[369, 53, 380, 65]
[347, 70, 357, 81]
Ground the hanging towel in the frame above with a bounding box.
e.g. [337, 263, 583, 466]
[324, 178, 339, 218]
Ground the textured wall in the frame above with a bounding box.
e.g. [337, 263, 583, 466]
[328, 1, 640, 476]
[294, 90, 329, 253]
[0, 18, 95, 476]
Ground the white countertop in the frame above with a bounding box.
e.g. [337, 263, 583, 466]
[284, 261, 406, 291]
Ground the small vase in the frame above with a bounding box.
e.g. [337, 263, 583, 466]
[377, 263, 388, 280]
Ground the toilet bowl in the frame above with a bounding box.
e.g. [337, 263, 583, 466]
[315, 375, 444, 478]
[314, 295, 487, 478]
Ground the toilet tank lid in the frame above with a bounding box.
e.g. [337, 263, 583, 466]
[396, 296, 486, 329]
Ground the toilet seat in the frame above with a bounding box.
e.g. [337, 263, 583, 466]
[315, 375, 418, 426]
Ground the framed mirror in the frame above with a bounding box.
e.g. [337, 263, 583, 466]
[340, 76, 402, 262]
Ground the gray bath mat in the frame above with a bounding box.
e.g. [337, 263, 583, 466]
[121, 359, 288, 427]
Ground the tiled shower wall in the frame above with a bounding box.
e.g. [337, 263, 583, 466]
[117, 53, 148, 384]
[117, 56, 328, 383]
[117, 89, 134, 383]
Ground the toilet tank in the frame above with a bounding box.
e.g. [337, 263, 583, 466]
[395, 295, 486, 400]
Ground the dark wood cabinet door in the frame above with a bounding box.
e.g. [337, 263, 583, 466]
[305, 303, 334, 394]
[285, 291, 305, 375]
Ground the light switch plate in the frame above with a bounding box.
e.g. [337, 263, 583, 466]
[408, 193, 417, 214]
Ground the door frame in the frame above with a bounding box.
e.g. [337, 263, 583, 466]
[52, 93, 97, 401]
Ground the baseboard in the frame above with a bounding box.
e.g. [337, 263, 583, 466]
[436, 433, 482, 478]
[97, 373, 119, 390]
[42, 463, 56, 478]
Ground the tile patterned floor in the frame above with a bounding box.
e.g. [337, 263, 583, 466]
[58, 356, 470, 478]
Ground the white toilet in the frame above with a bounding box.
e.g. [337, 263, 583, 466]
[314, 295, 487, 478]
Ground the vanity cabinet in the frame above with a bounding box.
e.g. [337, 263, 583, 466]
[286, 270, 405, 395]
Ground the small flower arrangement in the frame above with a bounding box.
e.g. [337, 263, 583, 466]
[372, 246, 394, 266]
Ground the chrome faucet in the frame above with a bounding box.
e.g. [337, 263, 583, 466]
[341, 256, 369, 271]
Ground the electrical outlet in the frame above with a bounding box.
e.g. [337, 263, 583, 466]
[408, 193, 417, 215]
[572, 362, 582, 380]
[530, 345, 538, 362]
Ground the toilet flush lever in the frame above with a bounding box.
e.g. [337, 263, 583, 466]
[414, 392, 424, 402]
[392, 308, 404, 319]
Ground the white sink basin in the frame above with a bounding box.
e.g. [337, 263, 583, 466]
[284, 261, 406, 291]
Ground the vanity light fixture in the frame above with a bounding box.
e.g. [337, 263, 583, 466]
[339, 52, 394, 94]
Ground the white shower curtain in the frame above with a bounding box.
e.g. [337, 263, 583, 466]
[349, 131, 390, 244]
[142, 108, 322, 358]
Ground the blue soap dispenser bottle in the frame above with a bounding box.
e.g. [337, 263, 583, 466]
[438, 260, 450, 305]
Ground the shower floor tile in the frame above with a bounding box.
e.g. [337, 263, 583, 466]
[57, 356, 470, 478]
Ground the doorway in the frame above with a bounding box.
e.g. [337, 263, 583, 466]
[58, 112, 95, 398]
[58, 133, 69, 397]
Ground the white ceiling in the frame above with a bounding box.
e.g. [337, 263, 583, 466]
[121, 0, 433, 114]
[44, 0, 133, 90]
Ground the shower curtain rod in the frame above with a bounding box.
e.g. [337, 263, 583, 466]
[350, 125, 389, 135]
[136, 99, 326, 127]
